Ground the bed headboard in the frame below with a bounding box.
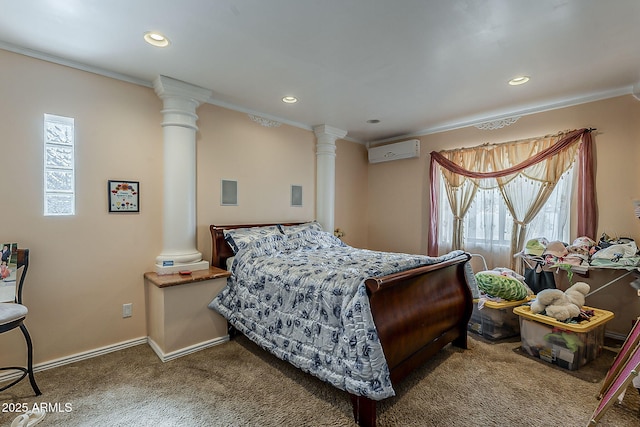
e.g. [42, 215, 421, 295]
[209, 222, 307, 269]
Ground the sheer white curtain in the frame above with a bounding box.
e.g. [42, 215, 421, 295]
[438, 167, 574, 270]
[527, 170, 573, 241]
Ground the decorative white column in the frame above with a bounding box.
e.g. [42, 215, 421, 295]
[153, 76, 212, 274]
[313, 125, 347, 233]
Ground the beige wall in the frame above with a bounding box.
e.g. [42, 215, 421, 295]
[194, 108, 371, 259]
[335, 140, 369, 248]
[367, 149, 428, 254]
[195, 104, 317, 264]
[1, 50, 162, 367]
[367, 95, 640, 336]
[0, 49, 366, 367]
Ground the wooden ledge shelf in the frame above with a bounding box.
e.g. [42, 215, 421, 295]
[144, 266, 230, 288]
[143, 266, 231, 362]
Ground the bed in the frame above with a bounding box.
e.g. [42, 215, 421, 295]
[208, 222, 476, 427]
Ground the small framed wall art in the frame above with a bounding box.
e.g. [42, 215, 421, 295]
[108, 180, 139, 212]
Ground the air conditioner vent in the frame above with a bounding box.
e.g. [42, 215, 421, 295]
[368, 139, 420, 164]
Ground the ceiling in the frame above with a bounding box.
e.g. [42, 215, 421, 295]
[1, 0, 639, 143]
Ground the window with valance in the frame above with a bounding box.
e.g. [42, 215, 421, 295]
[428, 128, 596, 271]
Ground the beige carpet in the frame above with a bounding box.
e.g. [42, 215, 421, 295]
[1, 334, 639, 427]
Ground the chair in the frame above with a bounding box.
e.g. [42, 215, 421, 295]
[0, 249, 41, 395]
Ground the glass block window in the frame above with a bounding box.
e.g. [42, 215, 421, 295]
[44, 114, 75, 216]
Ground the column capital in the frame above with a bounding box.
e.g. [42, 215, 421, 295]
[154, 76, 212, 131]
[313, 125, 347, 141]
[153, 75, 212, 106]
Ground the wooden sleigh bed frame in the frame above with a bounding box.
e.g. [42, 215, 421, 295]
[210, 223, 473, 427]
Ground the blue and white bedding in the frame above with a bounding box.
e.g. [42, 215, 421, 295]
[209, 222, 472, 400]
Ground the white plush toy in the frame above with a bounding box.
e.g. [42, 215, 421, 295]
[529, 282, 590, 321]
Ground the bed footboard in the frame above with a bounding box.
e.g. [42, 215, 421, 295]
[352, 253, 473, 427]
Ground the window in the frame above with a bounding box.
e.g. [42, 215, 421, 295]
[463, 187, 513, 246]
[431, 129, 591, 271]
[44, 114, 75, 216]
[438, 167, 574, 268]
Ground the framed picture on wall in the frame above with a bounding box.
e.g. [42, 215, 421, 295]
[108, 180, 139, 212]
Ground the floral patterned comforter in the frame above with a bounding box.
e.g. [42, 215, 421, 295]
[209, 227, 471, 400]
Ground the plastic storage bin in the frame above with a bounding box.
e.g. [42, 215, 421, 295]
[468, 298, 528, 340]
[513, 305, 614, 370]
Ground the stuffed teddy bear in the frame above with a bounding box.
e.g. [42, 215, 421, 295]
[529, 282, 590, 321]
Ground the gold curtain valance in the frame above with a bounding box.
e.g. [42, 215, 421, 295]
[436, 129, 581, 190]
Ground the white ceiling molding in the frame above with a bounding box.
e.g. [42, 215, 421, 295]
[0, 41, 152, 88]
[420, 86, 632, 135]
[474, 116, 521, 130]
[0, 40, 317, 135]
[248, 114, 281, 128]
[2, 39, 633, 145]
[371, 85, 632, 144]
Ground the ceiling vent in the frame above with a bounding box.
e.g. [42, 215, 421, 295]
[368, 139, 420, 164]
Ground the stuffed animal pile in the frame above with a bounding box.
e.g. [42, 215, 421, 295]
[529, 282, 590, 321]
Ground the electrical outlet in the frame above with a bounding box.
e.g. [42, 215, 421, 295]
[637, 289, 640, 297]
[122, 303, 132, 318]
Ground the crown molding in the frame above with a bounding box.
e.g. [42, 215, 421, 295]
[0, 42, 312, 132]
[369, 85, 632, 144]
[0, 41, 152, 88]
[2, 41, 632, 146]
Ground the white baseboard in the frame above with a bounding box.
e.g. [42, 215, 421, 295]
[147, 336, 229, 362]
[0, 337, 147, 384]
[1, 335, 231, 384]
[0, 335, 229, 383]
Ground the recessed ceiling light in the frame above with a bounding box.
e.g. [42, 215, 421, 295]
[282, 96, 298, 104]
[508, 76, 530, 86]
[144, 31, 170, 47]
[366, 119, 381, 124]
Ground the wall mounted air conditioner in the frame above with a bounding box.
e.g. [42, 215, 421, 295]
[368, 139, 420, 164]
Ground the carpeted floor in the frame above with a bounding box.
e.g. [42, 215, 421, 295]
[1, 334, 639, 426]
